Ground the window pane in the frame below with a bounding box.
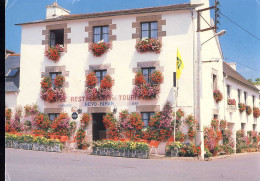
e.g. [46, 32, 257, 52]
[150, 112, 155, 118]
[151, 22, 158, 30]
[94, 27, 101, 34]
[150, 68, 155, 74]
[102, 26, 109, 34]
[103, 34, 109, 43]
[142, 113, 148, 120]
[151, 30, 158, 38]
[141, 31, 149, 39]
[7, 69, 19, 77]
[94, 35, 101, 43]
[102, 70, 107, 79]
[141, 23, 149, 30]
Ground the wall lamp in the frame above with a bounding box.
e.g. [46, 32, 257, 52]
[201, 30, 226, 46]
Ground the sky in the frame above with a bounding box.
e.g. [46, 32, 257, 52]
[5, 0, 260, 80]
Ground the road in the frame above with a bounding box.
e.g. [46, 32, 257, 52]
[5, 148, 260, 181]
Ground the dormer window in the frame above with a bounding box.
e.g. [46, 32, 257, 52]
[93, 26, 109, 43]
[6, 68, 19, 77]
[49, 29, 64, 47]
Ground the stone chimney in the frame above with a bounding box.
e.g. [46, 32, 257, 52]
[228, 62, 237, 71]
[46, 2, 70, 19]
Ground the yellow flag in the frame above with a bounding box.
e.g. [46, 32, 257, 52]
[176, 48, 184, 79]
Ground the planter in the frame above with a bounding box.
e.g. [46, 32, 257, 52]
[92, 148, 149, 159]
[212, 150, 218, 157]
[45, 144, 62, 152]
[20, 143, 33, 150]
[170, 148, 179, 157]
[82, 145, 88, 150]
[225, 151, 230, 155]
[5, 140, 13, 148]
[13, 141, 20, 149]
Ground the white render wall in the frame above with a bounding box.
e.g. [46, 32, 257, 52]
[5, 92, 17, 109]
[17, 10, 197, 121]
[225, 77, 260, 132]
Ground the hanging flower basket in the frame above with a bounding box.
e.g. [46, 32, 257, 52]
[213, 90, 223, 103]
[44, 44, 64, 62]
[246, 105, 252, 115]
[80, 113, 91, 130]
[253, 107, 260, 118]
[89, 40, 111, 57]
[227, 99, 236, 106]
[238, 103, 246, 113]
[135, 38, 162, 54]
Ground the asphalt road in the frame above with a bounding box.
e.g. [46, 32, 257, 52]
[5, 148, 260, 181]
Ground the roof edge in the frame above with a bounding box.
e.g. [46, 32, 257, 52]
[16, 3, 202, 26]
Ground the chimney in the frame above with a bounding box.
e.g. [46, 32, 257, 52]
[228, 62, 237, 71]
[46, 2, 70, 19]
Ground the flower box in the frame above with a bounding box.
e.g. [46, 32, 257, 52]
[45, 144, 62, 152]
[92, 148, 149, 159]
[44, 44, 64, 62]
[13, 141, 20, 149]
[20, 143, 33, 150]
[135, 38, 162, 54]
[89, 41, 111, 57]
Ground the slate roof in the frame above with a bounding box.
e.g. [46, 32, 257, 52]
[5, 54, 20, 92]
[223, 61, 259, 91]
[16, 3, 202, 25]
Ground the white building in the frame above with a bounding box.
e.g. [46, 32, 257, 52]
[12, 0, 259, 156]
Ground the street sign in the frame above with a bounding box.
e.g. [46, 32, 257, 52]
[72, 112, 78, 120]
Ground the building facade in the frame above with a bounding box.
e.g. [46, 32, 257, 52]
[11, 0, 259, 155]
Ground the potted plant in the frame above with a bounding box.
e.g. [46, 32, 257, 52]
[253, 107, 260, 118]
[227, 99, 236, 105]
[238, 103, 246, 113]
[44, 44, 64, 62]
[81, 140, 89, 150]
[246, 105, 252, 115]
[135, 38, 162, 54]
[212, 145, 220, 156]
[213, 90, 223, 103]
[89, 40, 111, 57]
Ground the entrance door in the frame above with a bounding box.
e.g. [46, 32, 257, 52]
[92, 113, 106, 141]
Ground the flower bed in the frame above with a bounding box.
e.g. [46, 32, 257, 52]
[132, 71, 163, 100]
[135, 38, 162, 54]
[213, 90, 223, 103]
[5, 133, 63, 152]
[85, 73, 113, 101]
[238, 103, 246, 113]
[165, 142, 201, 157]
[89, 41, 111, 57]
[253, 107, 260, 118]
[40, 76, 66, 103]
[92, 140, 149, 159]
[44, 44, 64, 62]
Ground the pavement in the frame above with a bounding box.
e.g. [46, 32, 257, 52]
[5, 148, 260, 181]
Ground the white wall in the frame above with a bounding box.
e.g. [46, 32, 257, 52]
[5, 92, 17, 108]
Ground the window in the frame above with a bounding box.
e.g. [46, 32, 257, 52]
[238, 89, 241, 103]
[142, 67, 155, 84]
[253, 95, 255, 106]
[213, 74, 217, 90]
[253, 124, 256, 131]
[50, 72, 62, 87]
[244, 92, 247, 104]
[142, 112, 155, 127]
[241, 123, 245, 130]
[141, 22, 158, 39]
[95, 70, 107, 86]
[227, 85, 230, 98]
[6, 68, 19, 77]
[49, 29, 64, 47]
[213, 114, 218, 119]
[93, 26, 109, 43]
[48, 113, 59, 121]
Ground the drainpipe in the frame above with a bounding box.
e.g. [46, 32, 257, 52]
[223, 74, 228, 120]
[191, 8, 204, 160]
